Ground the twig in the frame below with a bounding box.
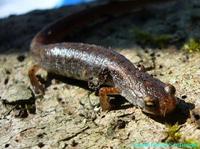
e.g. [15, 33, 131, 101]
[58, 126, 89, 142]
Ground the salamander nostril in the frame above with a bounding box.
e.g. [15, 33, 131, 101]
[164, 84, 176, 95]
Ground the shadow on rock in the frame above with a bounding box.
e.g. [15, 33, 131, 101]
[147, 99, 195, 125]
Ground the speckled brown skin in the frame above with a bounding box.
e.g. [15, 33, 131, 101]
[29, 0, 177, 116]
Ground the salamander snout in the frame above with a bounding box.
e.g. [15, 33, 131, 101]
[143, 83, 177, 117]
[159, 84, 177, 116]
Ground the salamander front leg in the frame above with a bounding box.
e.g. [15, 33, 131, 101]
[28, 65, 45, 94]
[99, 87, 120, 111]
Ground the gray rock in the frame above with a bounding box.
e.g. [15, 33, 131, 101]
[2, 83, 33, 104]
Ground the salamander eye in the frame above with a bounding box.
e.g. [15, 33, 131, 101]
[164, 84, 176, 95]
[144, 96, 155, 107]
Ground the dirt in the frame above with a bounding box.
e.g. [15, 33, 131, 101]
[0, 0, 200, 148]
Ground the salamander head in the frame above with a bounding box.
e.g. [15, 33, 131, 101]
[143, 83, 177, 117]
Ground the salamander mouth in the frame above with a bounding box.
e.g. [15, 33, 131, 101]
[143, 96, 177, 116]
[142, 108, 159, 115]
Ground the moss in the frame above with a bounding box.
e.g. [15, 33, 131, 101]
[182, 38, 200, 53]
[164, 123, 182, 143]
[183, 138, 200, 149]
[132, 27, 173, 48]
[164, 124, 200, 149]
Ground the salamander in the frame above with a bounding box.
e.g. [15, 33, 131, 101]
[29, 0, 177, 116]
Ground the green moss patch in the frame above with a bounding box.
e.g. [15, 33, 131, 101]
[182, 38, 200, 53]
[132, 27, 173, 48]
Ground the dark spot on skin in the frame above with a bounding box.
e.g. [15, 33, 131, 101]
[159, 65, 163, 69]
[17, 55, 26, 62]
[181, 95, 187, 99]
[71, 140, 78, 147]
[38, 142, 45, 148]
[5, 144, 10, 148]
[127, 66, 132, 72]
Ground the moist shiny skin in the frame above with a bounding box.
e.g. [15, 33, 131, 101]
[30, 0, 177, 116]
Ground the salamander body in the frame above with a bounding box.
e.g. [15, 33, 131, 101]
[29, 0, 177, 116]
